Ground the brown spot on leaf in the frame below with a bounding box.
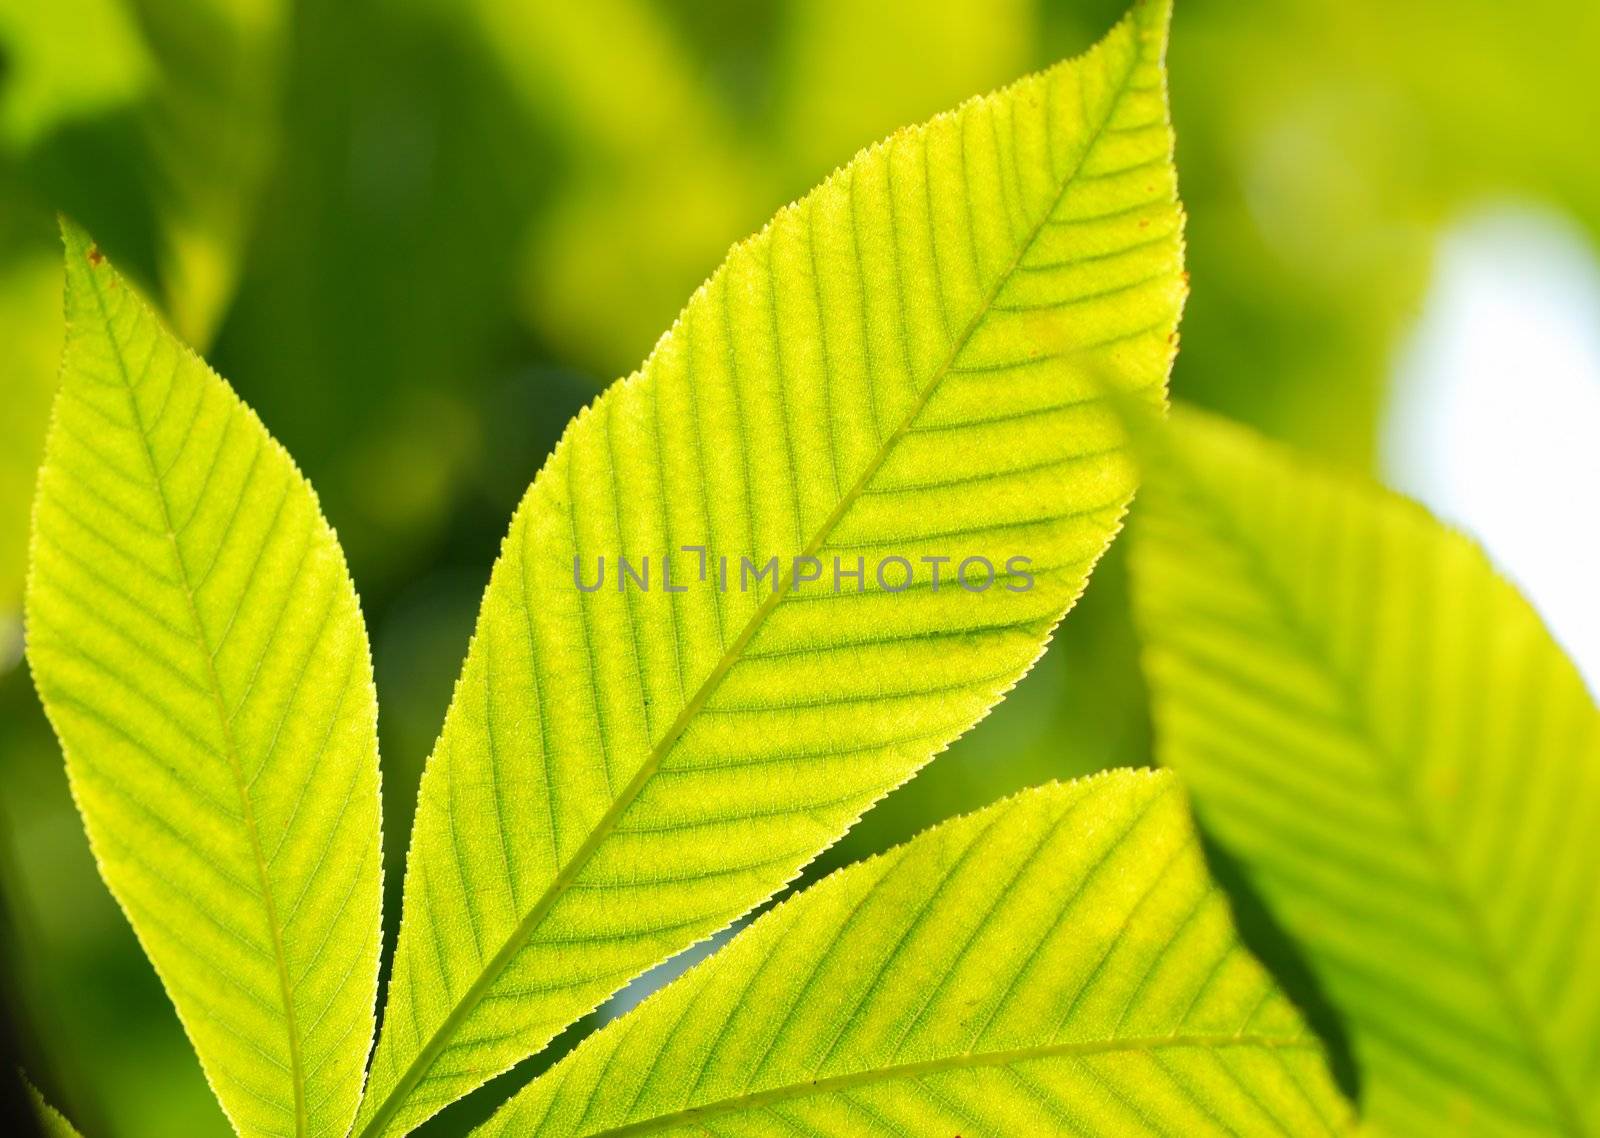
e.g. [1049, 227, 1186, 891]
[87, 246, 104, 266]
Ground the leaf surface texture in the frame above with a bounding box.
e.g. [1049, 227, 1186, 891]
[1131, 407, 1600, 1136]
[358, 1, 1187, 1133]
[475, 770, 1352, 1138]
[26, 224, 384, 1138]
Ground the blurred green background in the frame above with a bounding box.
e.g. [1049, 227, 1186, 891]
[2, 0, 1597, 1134]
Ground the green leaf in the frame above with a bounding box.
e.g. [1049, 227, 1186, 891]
[0, 0, 152, 151]
[774, 0, 1033, 184]
[25, 223, 384, 1138]
[1130, 407, 1600, 1136]
[473, 770, 1353, 1138]
[357, 2, 1186, 1133]
[27, 1082, 85, 1138]
[133, 0, 289, 344]
[465, 0, 765, 373]
[0, 0, 287, 345]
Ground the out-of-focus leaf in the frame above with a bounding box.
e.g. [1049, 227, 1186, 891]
[124, 0, 288, 342]
[462, 0, 1045, 378]
[1164, 0, 1600, 465]
[1131, 406, 1600, 1135]
[26, 225, 384, 1138]
[460, 0, 764, 372]
[355, 3, 1185, 1133]
[1, 0, 288, 345]
[0, 0, 152, 150]
[209, 0, 565, 591]
[28, 1082, 85, 1138]
[476, 771, 1353, 1138]
[773, 0, 1034, 183]
[0, 214, 64, 640]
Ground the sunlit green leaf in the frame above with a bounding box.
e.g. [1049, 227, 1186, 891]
[25, 223, 384, 1138]
[356, 2, 1186, 1133]
[1131, 406, 1600, 1136]
[475, 770, 1353, 1138]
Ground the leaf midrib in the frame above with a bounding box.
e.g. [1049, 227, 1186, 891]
[82, 261, 309, 1136]
[578, 1032, 1319, 1138]
[359, 31, 1151, 1138]
[1165, 452, 1588, 1137]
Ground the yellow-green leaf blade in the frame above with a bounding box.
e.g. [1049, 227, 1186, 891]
[25, 224, 384, 1138]
[27, 1082, 85, 1138]
[1131, 407, 1600, 1136]
[359, 3, 1185, 1133]
[474, 771, 1352, 1138]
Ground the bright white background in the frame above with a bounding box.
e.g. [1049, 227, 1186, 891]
[1384, 204, 1600, 695]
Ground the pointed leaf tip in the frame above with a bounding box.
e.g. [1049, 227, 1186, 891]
[31, 208, 386, 1138]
